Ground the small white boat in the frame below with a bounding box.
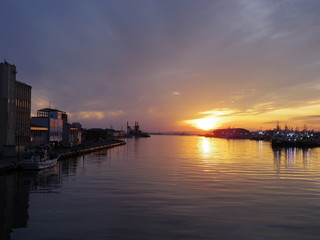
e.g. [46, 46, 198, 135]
[21, 149, 60, 170]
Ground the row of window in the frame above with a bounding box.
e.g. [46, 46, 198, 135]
[16, 84, 31, 98]
[16, 99, 31, 108]
[31, 130, 47, 137]
[50, 132, 62, 137]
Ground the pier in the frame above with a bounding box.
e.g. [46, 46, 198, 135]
[0, 140, 126, 173]
[56, 140, 126, 160]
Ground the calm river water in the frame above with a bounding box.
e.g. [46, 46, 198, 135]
[2, 135, 320, 239]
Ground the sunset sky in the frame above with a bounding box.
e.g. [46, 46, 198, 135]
[1, 0, 320, 132]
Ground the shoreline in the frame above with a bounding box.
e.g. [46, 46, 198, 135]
[57, 140, 126, 160]
[0, 140, 126, 174]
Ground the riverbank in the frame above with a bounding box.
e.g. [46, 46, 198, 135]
[0, 140, 126, 174]
[55, 140, 126, 160]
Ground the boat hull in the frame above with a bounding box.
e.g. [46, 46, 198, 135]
[20, 155, 59, 170]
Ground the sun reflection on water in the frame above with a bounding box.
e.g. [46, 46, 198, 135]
[199, 137, 212, 155]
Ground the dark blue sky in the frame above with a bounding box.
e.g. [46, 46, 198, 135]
[2, 0, 320, 131]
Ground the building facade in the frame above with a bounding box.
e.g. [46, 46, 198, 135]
[31, 108, 66, 145]
[62, 123, 82, 147]
[31, 109, 82, 147]
[0, 61, 16, 152]
[16, 81, 32, 150]
[0, 60, 31, 155]
[30, 124, 48, 146]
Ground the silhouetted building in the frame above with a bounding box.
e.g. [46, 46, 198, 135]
[82, 128, 109, 141]
[16, 81, 32, 150]
[208, 128, 251, 139]
[0, 60, 31, 155]
[62, 122, 82, 147]
[82, 128, 122, 142]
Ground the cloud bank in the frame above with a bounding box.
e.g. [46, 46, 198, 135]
[1, 0, 320, 130]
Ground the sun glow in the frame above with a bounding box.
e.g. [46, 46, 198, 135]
[186, 117, 219, 130]
[184, 109, 234, 131]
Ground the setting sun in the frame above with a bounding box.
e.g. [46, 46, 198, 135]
[185, 117, 219, 130]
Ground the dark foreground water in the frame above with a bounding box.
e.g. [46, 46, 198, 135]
[2, 135, 320, 239]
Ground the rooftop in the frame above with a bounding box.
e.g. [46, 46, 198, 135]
[38, 108, 65, 113]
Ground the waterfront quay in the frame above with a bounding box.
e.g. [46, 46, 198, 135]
[0, 140, 126, 173]
[204, 127, 320, 148]
[54, 139, 126, 160]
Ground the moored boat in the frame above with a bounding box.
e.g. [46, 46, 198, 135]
[20, 148, 60, 170]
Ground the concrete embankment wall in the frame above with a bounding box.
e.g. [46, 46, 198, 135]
[0, 140, 126, 173]
[58, 141, 126, 160]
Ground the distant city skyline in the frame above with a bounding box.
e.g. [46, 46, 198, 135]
[2, 0, 320, 131]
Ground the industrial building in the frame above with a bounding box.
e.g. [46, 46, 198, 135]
[0, 60, 31, 155]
